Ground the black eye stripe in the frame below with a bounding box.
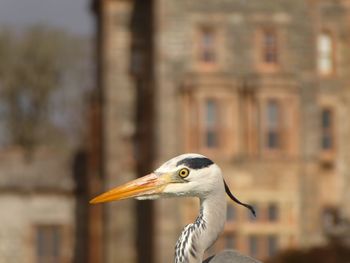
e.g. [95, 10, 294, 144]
[176, 157, 214, 170]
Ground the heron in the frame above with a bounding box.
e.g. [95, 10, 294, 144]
[90, 153, 262, 263]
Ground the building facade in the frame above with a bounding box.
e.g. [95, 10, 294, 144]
[0, 148, 76, 263]
[92, 0, 350, 262]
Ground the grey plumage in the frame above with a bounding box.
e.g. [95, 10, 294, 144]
[203, 250, 262, 263]
[175, 208, 207, 263]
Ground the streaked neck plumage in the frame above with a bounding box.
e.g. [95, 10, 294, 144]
[174, 180, 227, 263]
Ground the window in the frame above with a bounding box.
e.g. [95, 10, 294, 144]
[321, 108, 334, 150]
[248, 203, 258, 221]
[322, 207, 340, 229]
[199, 28, 216, 64]
[248, 235, 259, 258]
[261, 29, 278, 65]
[317, 32, 335, 75]
[35, 225, 62, 263]
[227, 204, 236, 221]
[204, 99, 219, 148]
[266, 100, 281, 150]
[267, 235, 279, 257]
[225, 233, 236, 249]
[267, 203, 279, 222]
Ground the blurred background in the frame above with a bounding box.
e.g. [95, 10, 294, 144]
[1, 0, 350, 263]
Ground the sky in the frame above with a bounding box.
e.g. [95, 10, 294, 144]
[0, 0, 93, 36]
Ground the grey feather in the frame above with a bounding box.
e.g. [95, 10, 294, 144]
[203, 250, 262, 263]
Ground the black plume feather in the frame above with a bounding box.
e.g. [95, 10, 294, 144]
[224, 180, 256, 217]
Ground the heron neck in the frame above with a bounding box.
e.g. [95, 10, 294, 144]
[199, 189, 227, 255]
[175, 187, 227, 263]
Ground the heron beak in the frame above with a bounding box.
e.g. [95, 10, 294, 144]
[90, 173, 170, 204]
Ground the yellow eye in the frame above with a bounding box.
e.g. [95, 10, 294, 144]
[178, 168, 190, 178]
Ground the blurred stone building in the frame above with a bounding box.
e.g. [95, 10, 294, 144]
[90, 0, 350, 263]
[0, 148, 76, 263]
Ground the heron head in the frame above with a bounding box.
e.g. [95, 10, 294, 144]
[90, 153, 255, 216]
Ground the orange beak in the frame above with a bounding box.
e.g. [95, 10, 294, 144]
[90, 173, 169, 204]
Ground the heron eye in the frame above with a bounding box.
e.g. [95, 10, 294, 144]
[178, 168, 190, 178]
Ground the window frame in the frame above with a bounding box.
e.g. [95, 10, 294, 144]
[198, 27, 216, 64]
[227, 204, 236, 222]
[182, 89, 237, 158]
[257, 27, 280, 72]
[267, 203, 279, 222]
[264, 99, 283, 152]
[317, 30, 336, 77]
[247, 203, 258, 222]
[203, 98, 221, 150]
[193, 25, 223, 72]
[224, 233, 237, 250]
[320, 107, 335, 152]
[262, 29, 278, 64]
[248, 235, 259, 258]
[34, 224, 64, 263]
[267, 235, 279, 257]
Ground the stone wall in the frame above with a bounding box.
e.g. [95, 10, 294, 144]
[0, 193, 75, 263]
[0, 148, 75, 263]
